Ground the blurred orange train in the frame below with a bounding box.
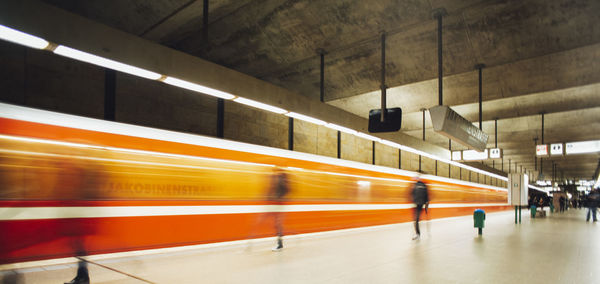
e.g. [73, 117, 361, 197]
[0, 103, 509, 264]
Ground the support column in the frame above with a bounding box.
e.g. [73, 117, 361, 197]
[372, 141, 375, 165]
[217, 98, 224, 138]
[398, 149, 402, 169]
[476, 64, 485, 130]
[448, 139, 451, 177]
[534, 137, 538, 171]
[288, 117, 294, 151]
[434, 10, 446, 106]
[104, 69, 116, 121]
[420, 108, 426, 172]
[337, 131, 341, 159]
[519, 206, 522, 223]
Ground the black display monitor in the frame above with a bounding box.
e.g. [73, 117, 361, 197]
[368, 107, 402, 133]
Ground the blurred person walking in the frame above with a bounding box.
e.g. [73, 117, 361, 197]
[58, 149, 104, 284]
[269, 168, 290, 251]
[411, 174, 429, 240]
[586, 189, 599, 222]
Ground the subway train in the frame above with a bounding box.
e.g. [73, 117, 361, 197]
[0, 103, 509, 264]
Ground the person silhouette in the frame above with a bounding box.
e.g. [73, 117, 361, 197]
[410, 174, 429, 240]
[269, 168, 289, 251]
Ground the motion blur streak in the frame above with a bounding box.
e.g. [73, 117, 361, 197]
[0, 104, 509, 264]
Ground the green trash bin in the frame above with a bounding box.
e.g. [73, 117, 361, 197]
[474, 209, 485, 235]
[530, 205, 537, 218]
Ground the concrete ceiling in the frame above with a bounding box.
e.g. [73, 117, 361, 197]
[43, 0, 600, 181]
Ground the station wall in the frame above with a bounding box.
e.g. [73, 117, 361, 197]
[0, 41, 507, 188]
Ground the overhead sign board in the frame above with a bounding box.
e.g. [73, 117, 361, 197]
[550, 143, 563, 156]
[429, 105, 489, 152]
[536, 144, 548, 157]
[565, 140, 600, 155]
[451, 151, 462, 161]
[489, 148, 502, 159]
[462, 149, 488, 161]
[451, 148, 502, 161]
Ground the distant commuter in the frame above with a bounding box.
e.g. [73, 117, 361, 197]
[559, 196, 566, 212]
[586, 189, 599, 222]
[538, 196, 545, 212]
[410, 174, 429, 240]
[269, 168, 290, 251]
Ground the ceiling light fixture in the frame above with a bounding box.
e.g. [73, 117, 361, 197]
[162, 77, 235, 100]
[0, 24, 49, 49]
[285, 112, 326, 125]
[53, 45, 162, 80]
[379, 140, 401, 148]
[233, 97, 287, 114]
[355, 132, 382, 142]
[325, 123, 357, 135]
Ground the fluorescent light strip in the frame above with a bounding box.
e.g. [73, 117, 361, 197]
[404, 144, 506, 181]
[380, 140, 401, 148]
[53, 45, 162, 80]
[326, 123, 357, 135]
[355, 132, 381, 142]
[375, 137, 507, 182]
[285, 112, 326, 125]
[233, 97, 287, 114]
[163, 76, 235, 100]
[447, 159, 507, 181]
[0, 25, 49, 49]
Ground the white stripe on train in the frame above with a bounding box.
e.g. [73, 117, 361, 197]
[0, 203, 509, 220]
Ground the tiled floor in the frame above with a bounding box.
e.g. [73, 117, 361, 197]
[1, 208, 599, 283]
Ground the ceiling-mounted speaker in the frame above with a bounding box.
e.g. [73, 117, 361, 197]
[368, 107, 402, 133]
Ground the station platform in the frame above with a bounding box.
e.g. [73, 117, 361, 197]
[1, 209, 598, 283]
